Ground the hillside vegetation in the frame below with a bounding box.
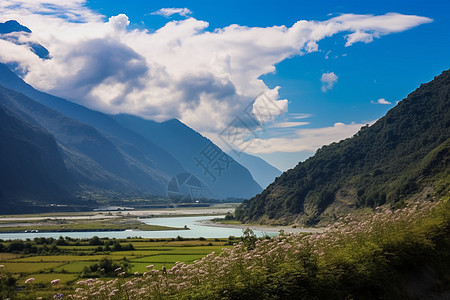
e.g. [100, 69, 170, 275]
[236, 69, 450, 225]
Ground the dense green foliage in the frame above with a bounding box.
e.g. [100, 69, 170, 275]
[237, 69, 450, 225]
[69, 199, 449, 299]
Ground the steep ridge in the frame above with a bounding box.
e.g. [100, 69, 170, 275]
[0, 85, 170, 196]
[112, 115, 263, 199]
[0, 101, 76, 213]
[236, 69, 450, 225]
[0, 64, 185, 180]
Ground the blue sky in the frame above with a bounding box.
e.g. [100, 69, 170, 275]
[1, 0, 449, 170]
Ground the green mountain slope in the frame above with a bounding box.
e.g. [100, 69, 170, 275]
[236, 69, 450, 225]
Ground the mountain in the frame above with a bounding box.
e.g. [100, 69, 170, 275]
[228, 151, 281, 189]
[0, 84, 176, 198]
[111, 114, 263, 199]
[0, 20, 31, 34]
[236, 69, 450, 226]
[0, 62, 262, 200]
[0, 63, 185, 178]
[0, 93, 78, 213]
[0, 20, 50, 59]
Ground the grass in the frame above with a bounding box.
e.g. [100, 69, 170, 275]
[10, 255, 117, 262]
[0, 219, 182, 232]
[130, 262, 173, 273]
[54, 261, 92, 273]
[0, 253, 20, 261]
[0, 238, 233, 299]
[21, 273, 78, 284]
[130, 254, 207, 263]
[1, 262, 63, 273]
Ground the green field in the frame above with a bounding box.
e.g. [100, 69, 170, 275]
[0, 237, 235, 299]
[0, 219, 182, 232]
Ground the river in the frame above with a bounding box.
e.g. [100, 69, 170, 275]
[0, 215, 276, 240]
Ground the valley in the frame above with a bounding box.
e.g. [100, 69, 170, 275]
[0, 3, 449, 299]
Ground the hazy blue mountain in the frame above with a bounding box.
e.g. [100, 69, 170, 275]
[228, 151, 281, 189]
[0, 20, 50, 59]
[0, 20, 31, 33]
[112, 114, 263, 199]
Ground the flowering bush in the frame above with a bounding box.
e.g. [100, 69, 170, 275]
[68, 199, 449, 299]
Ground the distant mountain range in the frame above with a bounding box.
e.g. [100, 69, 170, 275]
[236, 69, 450, 226]
[0, 19, 289, 212]
[228, 151, 281, 189]
[0, 61, 268, 212]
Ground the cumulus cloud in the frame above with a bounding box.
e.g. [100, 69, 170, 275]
[321, 72, 338, 92]
[151, 8, 192, 18]
[371, 98, 392, 105]
[0, 1, 432, 152]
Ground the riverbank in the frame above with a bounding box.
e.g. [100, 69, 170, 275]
[197, 219, 324, 234]
[0, 205, 236, 233]
[0, 204, 236, 222]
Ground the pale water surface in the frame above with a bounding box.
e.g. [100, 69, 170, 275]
[0, 215, 275, 240]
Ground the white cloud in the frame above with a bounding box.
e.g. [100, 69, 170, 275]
[330, 13, 433, 46]
[321, 72, 338, 92]
[270, 121, 309, 128]
[0, 2, 432, 149]
[243, 122, 374, 153]
[371, 98, 392, 105]
[290, 113, 312, 119]
[151, 8, 192, 18]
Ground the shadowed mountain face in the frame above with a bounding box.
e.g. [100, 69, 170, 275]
[0, 85, 172, 196]
[0, 95, 76, 213]
[236, 69, 450, 226]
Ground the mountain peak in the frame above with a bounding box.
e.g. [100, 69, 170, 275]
[0, 20, 49, 60]
[0, 20, 32, 34]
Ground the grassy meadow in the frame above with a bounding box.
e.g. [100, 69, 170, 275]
[0, 237, 236, 299]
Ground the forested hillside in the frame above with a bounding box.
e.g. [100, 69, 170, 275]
[237, 69, 450, 225]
